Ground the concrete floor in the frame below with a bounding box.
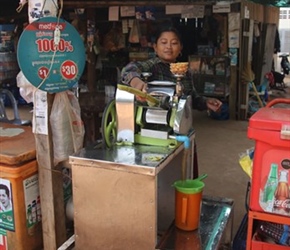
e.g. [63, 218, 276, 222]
[193, 77, 290, 237]
[4, 76, 290, 245]
[193, 109, 253, 236]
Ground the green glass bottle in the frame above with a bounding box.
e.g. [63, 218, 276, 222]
[263, 163, 278, 212]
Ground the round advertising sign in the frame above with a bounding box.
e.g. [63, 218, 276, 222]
[17, 17, 86, 93]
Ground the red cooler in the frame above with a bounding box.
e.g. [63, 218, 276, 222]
[247, 98, 290, 216]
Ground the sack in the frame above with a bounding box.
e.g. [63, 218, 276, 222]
[16, 71, 37, 104]
[128, 20, 140, 44]
[50, 91, 85, 166]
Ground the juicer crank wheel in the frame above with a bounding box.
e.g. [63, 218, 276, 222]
[101, 99, 117, 148]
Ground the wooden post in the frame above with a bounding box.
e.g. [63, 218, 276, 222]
[27, 0, 67, 248]
[238, 18, 254, 120]
[258, 23, 276, 85]
[229, 65, 237, 120]
[35, 93, 66, 249]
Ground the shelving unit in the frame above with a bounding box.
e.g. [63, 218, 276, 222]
[189, 55, 230, 100]
[246, 210, 290, 250]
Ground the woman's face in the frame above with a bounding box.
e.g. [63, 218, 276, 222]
[153, 31, 182, 63]
[0, 189, 9, 208]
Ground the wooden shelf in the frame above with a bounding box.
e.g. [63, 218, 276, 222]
[189, 55, 230, 99]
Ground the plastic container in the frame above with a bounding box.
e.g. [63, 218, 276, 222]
[173, 179, 205, 231]
[0, 160, 43, 250]
[0, 123, 42, 250]
[247, 98, 290, 216]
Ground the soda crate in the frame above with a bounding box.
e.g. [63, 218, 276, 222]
[246, 208, 290, 250]
[254, 220, 290, 248]
[251, 240, 290, 250]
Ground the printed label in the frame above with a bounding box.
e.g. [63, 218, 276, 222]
[259, 148, 290, 217]
[0, 179, 15, 231]
[23, 174, 41, 228]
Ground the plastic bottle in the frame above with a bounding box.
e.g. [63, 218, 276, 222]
[273, 170, 290, 215]
[263, 163, 278, 212]
[27, 204, 32, 225]
[32, 200, 37, 224]
[36, 196, 42, 222]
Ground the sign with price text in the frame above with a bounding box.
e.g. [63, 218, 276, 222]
[17, 17, 85, 93]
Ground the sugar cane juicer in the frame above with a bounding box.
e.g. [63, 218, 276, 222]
[101, 62, 193, 148]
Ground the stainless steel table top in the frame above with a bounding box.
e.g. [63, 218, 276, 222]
[72, 142, 177, 167]
[70, 131, 195, 176]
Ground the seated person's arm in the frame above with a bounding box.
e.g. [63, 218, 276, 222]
[121, 60, 155, 90]
[129, 77, 146, 91]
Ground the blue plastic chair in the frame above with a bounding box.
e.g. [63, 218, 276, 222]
[0, 88, 31, 126]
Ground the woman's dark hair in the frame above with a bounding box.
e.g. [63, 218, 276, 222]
[0, 184, 10, 198]
[153, 26, 182, 45]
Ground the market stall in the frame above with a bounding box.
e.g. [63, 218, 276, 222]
[1, 0, 289, 249]
[63, 55, 235, 249]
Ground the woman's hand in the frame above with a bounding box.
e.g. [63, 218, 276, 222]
[206, 98, 222, 112]
[130, 77, 148, 102]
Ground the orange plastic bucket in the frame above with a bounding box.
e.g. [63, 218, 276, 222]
[0, 160, 43, 250]
[173, 178, 205, 231]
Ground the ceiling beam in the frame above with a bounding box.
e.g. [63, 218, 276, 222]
[63, 1, 216, 8]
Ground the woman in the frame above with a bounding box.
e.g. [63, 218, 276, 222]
[121, 26, 222, 112]
[121, 26, 222, 178]
[0, 184, 12, 212]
